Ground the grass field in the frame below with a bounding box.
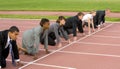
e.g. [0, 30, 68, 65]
[0, 14, 120, 22]
[0, 0, 119, 21]
[0, 0, 120, 12]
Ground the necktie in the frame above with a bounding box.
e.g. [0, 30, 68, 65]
[9, 40, 16, 66]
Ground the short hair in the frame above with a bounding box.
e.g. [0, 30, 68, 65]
[77, 12, 84, 16]
[40, 18, 49, 27]
[9, 26, 19, 33]
[56, 16, 66, 23]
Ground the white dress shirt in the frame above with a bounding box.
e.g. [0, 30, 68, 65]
[82, 14, 93, 22]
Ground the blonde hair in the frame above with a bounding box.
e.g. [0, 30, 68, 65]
[90, 10, 96, 14]
[105, 8, 110, 11]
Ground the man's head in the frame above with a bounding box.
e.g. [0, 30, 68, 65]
[77, 12, 84, 20]
[105, 9, 111, 15]
[40, 18, 50, 30]
[8, 26, 19, 40]
[56, 16, 66, 26]
[90, 10, 96, 16]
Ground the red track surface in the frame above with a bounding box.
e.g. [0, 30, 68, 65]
[0, 18, 120, 69]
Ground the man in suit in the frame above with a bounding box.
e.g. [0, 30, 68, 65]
[93, 9, 111, 29]
[63, 12, 85, 41]
[0, 26, 22, 68]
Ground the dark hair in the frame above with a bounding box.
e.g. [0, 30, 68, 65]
[56, 16, 66, 23]
[9, 26, 19, 33]
[77, 12, 84, 16]
[40, 18, 49, 27]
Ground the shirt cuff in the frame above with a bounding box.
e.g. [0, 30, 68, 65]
[0, 66, 1, 68]
[15, 59, 20, 62]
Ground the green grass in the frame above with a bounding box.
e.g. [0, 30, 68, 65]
[0, 14, 120, 22]
[106, 17, 120, 22]
[0, 0, 120, 12]
[0, 14, 59, 19]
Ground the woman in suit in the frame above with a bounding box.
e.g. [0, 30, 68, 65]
[40, 16, 70, 48]
[0, 26, 23, 68]
[19, 18, 50, 60]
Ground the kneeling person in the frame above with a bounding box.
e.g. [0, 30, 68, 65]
[21, 18, 50, 59]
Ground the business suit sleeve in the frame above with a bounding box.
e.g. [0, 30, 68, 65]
[72, 21, 77, 36]
[11, 40, 19, 60]
[98, 14, 104, 25]
[0, 32, 3, 66]
[0, 36, 2, 66]
[77, 20, 84, 33]
[103, 16, 105, 23]
[43, 30, 48, 49]
[34, 32, 40, 53]
[59, 26, 69, 40]
[54, 26, 61, 43]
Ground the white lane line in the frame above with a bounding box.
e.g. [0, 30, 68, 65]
[19, 24, 113, 69]
[102, 30, 120, 33]
[30, 63, 76, 69]
[18, 31, 88, 69]
[6, 59, 29, 64]
[39, 49, 120, 58]
[7, 59, 76, 69]
[76, 42, 120, 47]
[92, 35, 120, 39]
[58, 50, 120, 58]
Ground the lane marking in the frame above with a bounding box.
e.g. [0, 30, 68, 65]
[92, 35, 120, 39]
[39, 49, 120, 58]
[101, 30, 120, 33]
[19, 24, 113, 69]
[76, 42, 120, 47]
[7, 59, 76, 69]
[58, 50, 120, 58]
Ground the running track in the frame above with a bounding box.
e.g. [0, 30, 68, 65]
[0, 18, 120, 69]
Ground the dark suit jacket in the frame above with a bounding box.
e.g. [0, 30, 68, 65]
[0, 30, 19, 66]
[64, 16, 84, 36]
[94, 10, 105, 26]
